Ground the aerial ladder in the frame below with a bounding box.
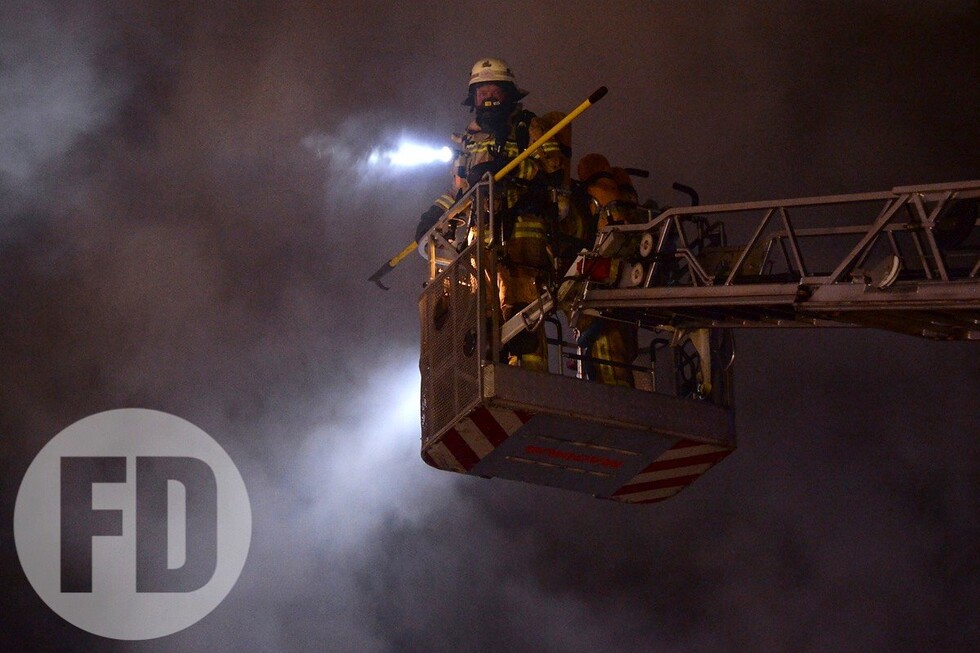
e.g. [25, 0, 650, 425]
[410, 173, 979, 504]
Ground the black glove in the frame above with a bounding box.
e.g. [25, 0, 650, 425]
[466, 158, 508, 186]
[415, 205, 444, 242]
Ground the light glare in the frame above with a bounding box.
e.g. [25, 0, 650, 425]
[373, 141, 452, 168]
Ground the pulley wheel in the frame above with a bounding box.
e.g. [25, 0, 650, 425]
[639, 232, 655, 258]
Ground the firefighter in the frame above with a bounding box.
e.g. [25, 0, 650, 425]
[415, 58, 567, 372]
[574, 153, 640, 388]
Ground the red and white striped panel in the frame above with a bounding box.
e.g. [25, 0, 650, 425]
[423, 406, 533, 473]
[611, 439, 733, 503]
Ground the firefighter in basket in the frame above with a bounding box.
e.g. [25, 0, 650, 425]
[415, 58, 569, 371]
[565, 153, 644, 387]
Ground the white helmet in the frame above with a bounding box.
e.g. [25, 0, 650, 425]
[462, 57, 529, 106]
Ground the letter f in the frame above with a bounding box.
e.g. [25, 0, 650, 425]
[60, 457, 126, 592]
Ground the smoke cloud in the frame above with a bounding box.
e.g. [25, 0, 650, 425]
[1, 2, 977, 652]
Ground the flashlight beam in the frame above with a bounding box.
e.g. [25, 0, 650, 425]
[369, 141, 452, 168]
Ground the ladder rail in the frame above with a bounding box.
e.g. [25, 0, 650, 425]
[578, 181, 980, 340]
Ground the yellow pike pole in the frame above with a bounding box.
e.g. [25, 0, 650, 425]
[367, 242, 418, 290]
[369, 86, 608, 290]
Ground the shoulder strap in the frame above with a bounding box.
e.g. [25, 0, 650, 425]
[513, 109, 536, 153]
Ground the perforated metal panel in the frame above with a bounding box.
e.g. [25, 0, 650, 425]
[419, 246, 483, 446]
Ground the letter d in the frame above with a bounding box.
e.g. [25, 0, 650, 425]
[136, 457, 217, 593]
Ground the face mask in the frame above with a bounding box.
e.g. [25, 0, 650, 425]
[475, 102, 512, 133]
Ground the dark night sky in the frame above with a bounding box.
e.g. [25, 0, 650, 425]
[1, 1, 978, 651]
